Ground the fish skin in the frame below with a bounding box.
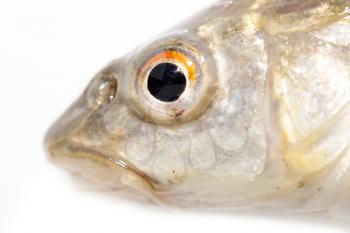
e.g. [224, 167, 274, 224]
[45, 0, 350, 216]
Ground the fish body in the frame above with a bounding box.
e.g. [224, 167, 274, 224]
[45, 0, 350, 217]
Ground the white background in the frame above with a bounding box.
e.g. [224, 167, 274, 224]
[0, 0, 349, 232]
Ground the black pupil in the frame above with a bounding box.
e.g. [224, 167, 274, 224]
[147, 63, 187, 102]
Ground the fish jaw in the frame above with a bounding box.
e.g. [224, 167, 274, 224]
[44, 95, 160, 203]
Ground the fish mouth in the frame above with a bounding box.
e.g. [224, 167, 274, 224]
[44, 136, 159, 201]
[43, 97, 161, 202]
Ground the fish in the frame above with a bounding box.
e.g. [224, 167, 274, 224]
[45, 0, 350, 219]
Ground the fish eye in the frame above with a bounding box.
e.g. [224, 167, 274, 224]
[133, 41, 216, 124]
[141, 51, 196, 103]
[147, 62, 187, 102]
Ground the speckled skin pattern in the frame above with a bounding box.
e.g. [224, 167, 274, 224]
[45, 0, 350, 217]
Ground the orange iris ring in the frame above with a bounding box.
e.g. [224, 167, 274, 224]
[139, 51, 196, 88]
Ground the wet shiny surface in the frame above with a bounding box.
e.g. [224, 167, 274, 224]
[44, 0, 350, 219]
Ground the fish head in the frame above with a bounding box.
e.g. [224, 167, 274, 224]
[43, 5, 271, 203]
[45, 0, 350, 209]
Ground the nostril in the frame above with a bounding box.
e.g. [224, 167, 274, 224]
[87, 73, 118, 108]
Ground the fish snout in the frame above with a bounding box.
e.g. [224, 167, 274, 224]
[44, 93, 158, 201]
[44, 69, 120, 161]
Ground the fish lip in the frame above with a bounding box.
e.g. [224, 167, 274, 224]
[45, 137, 158, 195]
[43, 99, 161, 201]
